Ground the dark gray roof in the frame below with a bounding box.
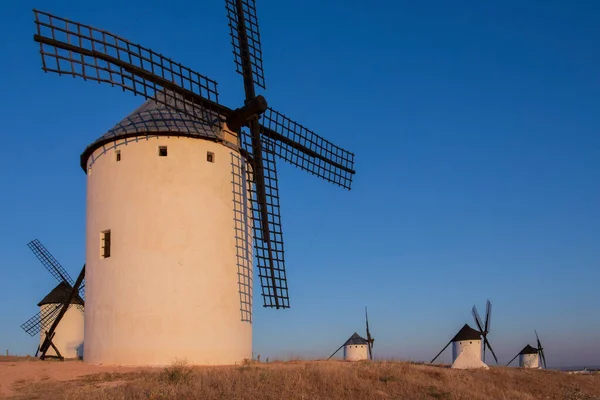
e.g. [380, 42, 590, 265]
[38, 281, 84, 307]
[80, 91, 221, 170]
[519, 344, 539, 355]
[344, 332, 369, 346]
[451, 324, 482, 342]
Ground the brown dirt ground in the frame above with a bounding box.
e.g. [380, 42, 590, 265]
[0, 356, 156, 397]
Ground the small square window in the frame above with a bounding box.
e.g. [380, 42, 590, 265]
[87, 167, 92, 176]
[115, 150, 121, 162]
[158, 146, 168, 157]
[207, 151, 215, 163]
[101, 230, 111, 258]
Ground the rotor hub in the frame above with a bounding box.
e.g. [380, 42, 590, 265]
[227, 95, 268, 132]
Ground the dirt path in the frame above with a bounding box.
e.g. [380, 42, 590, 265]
[0, 358, 156, 397]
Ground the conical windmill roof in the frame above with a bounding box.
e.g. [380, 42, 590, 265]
[343, 332, 369, 346]
[80, 91, 220, 170]
[451, 324, 481, 342]
[519, 344, 538, 355]
[38, 281, 84, 307]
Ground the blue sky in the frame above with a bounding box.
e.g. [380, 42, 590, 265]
[0, 0, 598, 368]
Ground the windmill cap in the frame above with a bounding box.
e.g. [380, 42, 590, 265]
[38, 281, 84, 307]
[79, 90, 221, 171]
[451, 324, 482, 342]
[343, 332, 369, 346]
[520, 344, 539, 355]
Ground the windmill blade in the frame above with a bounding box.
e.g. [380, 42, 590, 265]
[365, 307, 371, 338]
[224, 0, 288, 311]
[225, 0, 266, 91]
[505, 351, 520, 366]
[483, 336, 499, 364]
[482, 337, 487, 362]
[484, 299, 492, 333]
[535, 330, 543, 350]
[540, 348, 547, 369]
[472, 304, 491, 363]
[242, 131, 289, 309]
[33, 10, 223, 126]
[27, 239, 86, 301]
[20, 303, 65, 336]
[327, 343, 345, 360]
[472, 305, 484, 333]
[79, 280, 86, 300]
[430, 340, 452, 364]
[535, 330, 547, 368]
[260, 108, 356, 190]
[365, 307, 373, 360]
[28, 239, 74, 286]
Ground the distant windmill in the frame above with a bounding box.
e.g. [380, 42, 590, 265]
[20, 239, 85, 360]
[328, 307, 374, 361]
[32, 0, 355, 366]
[506, 330, 547, 369]
[430, 301, 499, 369]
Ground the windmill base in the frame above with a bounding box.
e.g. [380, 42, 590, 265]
[451, 347, 489, 370]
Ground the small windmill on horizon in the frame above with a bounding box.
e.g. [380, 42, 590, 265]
[327, 307, 375, 361]
[20, 239, 85, 360]
[32, 0, 356, 366]
[506, 330, 547, 369]
[430, 300, 498, 369]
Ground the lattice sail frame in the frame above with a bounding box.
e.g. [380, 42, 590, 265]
[225, 0, 265, 89]
[261, 109, 355, 189]
[231, 152, 254, 321]
[20, 303, 76, 337]
[26, 239, 85, 315]
[27, 240, 85, 299]
[241, 131, 289, 308]
[33, 10, 221, 127]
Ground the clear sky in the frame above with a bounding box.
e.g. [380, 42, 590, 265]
[0, 0, 598, 368]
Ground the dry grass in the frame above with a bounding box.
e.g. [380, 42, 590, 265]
[4, 359, 600, 400]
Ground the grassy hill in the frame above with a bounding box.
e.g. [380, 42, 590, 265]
[4, 359, 600, 399]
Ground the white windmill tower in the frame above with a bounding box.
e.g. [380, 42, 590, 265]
[430, 324, 489, 369]
[328, 308, 375, 361]
[506, 330, 547, 369]
[430, 300, 499, 369]
[32, 2, 355, 367]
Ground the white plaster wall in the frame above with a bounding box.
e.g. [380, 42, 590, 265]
[84, 136, 252, 366]
[452, 340, 481, 363]
[39, 304, 84, 359]
[451, 346, 489, 370]
[344, 344, 368, 361]
[520, 353, 540, 368]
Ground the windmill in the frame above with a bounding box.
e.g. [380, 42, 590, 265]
[430, 323, 491, 369]
[506, 330, 547, 369]
[471, 299, 498, 364]
[327, 307, 374, 361]
[20, 239, 85, 360]
[32, 0, 355, 366]
[430, 301, 499, 369]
